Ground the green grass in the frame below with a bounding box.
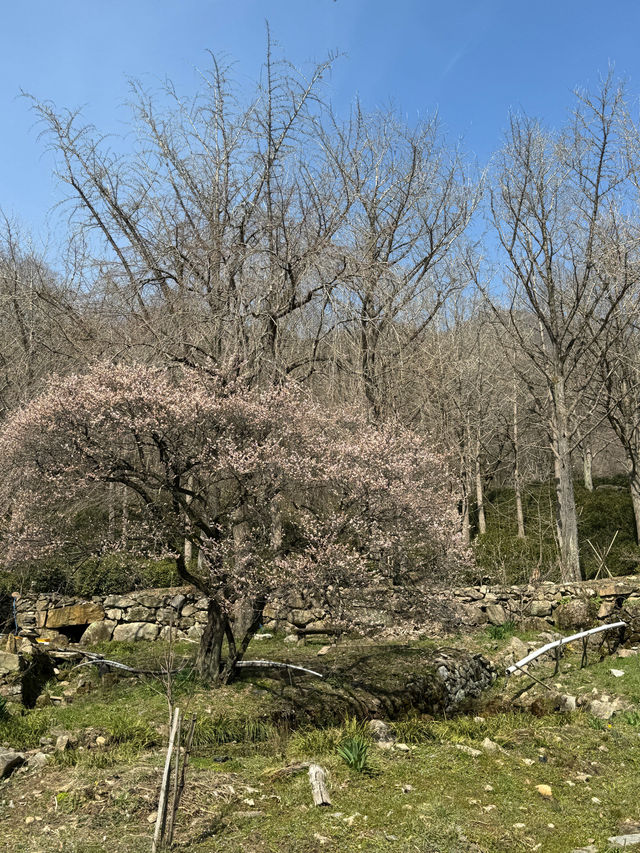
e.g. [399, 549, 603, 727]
[1, 633, 640, 852]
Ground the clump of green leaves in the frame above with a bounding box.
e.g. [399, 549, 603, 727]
[337, 734, 370, 773]
[486, 621, 516, 640]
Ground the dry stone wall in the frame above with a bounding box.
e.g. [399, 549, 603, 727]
[8, 574, 640, 646]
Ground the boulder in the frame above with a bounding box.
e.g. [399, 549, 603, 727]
[0, 651, 20, 676]
[122, 605, 155, 623]
[158, 626, 187, 642]
[485, 604, 507, 625]
[554, 598, 595, 631]
[0, 749, 25, 778]
[113, 622, 159, 642]
[42, 602, 105, 629]
[187, 625, 204, 641]
[80, 620, 116, 646]
[529, 600, 552, 617]
[368, 719, 395, 743]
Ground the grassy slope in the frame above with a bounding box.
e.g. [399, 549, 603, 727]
[1, 633, 640, 853]
[474, 479, 640, 584]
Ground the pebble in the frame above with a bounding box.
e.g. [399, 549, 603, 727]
[535, 784, 553, 799]
[455, 744, 481, 758]
[610, 669, 625, 678]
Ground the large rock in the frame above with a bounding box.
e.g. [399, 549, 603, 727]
[40, 602, 105, 629]
[485, 604, 507, 625]
[113, 622, 159, 642]
[529, 599, 552, 617]
[554, 598, 595, 630]
[0, 750, 25, 778]
[0, 651, 20, 676]
[123, 605, 155, 623]
[81, 620, 117, 645]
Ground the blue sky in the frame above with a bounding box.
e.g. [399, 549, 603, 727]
[2, 0, 640, 239]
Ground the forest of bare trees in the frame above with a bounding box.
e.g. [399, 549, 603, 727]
[2, 50, 640, 588]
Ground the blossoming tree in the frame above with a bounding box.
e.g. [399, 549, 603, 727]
[0, 364, 465, 680]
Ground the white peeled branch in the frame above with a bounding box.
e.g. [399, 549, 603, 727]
[506, 621, 626, 676]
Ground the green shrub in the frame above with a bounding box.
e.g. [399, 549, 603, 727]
[337, 734, 370, 773]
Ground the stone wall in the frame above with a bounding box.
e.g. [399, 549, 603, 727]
[8, 574, 640, 646]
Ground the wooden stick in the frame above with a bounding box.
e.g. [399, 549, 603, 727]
[505, 621, 626, 676]
[166, 713, 197, 847]
[308, 764, 331, 806]
[152, 706, 181, 853]
[164, 711, 182, 847]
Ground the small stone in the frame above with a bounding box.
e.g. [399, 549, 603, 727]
[484, 784, 494, 792]
[147, 812, 157, 824]
[317, 645, 331, 656]
[55, 735, 71, 752]
[368, 719, 394, 743]
[591, 797, 601, 804]
[25, 816, 35, 825]
[522, 758, 535, 766]
[283, 634, 298, 645]
[455, 744, 481, 758]
[27, 752, 49, 769]
[402, 784, 413, 793]
[253, 633, 273, 641]
[394, 742, 410, 752]
[617, 648, 638, 658]
[610, 669, 625, 678]
[535, 784, 553, 799]
[481, 737, 500, 752]
[95, 736, 107, 747]
[513, 823, 526, 829]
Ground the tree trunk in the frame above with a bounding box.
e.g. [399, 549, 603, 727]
[475, 438, 486, 536]
[513, 396, 525, 538]
[582, 443, 594, 492]
[629, 459, 640, 546]
[552, 390, 581, 581]
[196, 599, 226, 680]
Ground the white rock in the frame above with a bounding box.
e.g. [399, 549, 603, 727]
[608, 833, 640, 848]
[455, 744, 481, 757]
[610, 669, 625, 678]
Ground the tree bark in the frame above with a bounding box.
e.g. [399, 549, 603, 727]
[628, 457, 640, 546]
[582, 443, 594, 492]
[552, 386, 581, 581]
[196, 599, 225, 680]
[513, 397, 525, 539]
[474, 436, 486, 536]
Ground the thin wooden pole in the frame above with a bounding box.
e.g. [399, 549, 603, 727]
[152, 706, 181, 853]
[505, 622, 626, 676]
[166, 714, 197, 847]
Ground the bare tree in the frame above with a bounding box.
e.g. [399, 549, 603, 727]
[485, 75, 638, 581]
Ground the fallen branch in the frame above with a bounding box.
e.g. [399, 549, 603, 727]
[267, 762, 310, 780]
[235, 660, 323, 678]
[506, 621, 627, 676]
[71, 658, 189, 676]
[308, 764, 331, 806]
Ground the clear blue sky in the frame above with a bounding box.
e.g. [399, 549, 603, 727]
[2, 0, 640, 239]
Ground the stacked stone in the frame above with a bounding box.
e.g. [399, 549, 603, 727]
[11, 574, 640, 645]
